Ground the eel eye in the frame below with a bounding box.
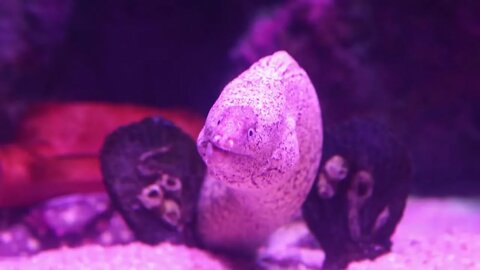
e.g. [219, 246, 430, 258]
[248, 128, 254, 137]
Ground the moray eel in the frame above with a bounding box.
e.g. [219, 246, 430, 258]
[196, 51, 323, 254]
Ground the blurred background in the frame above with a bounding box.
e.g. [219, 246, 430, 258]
[0, 0, 479, 199]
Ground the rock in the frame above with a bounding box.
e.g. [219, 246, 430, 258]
[303, 118, 411, 269]
[0, 193, 133, 257]
[100, 117, 205, 245]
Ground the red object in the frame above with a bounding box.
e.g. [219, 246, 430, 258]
[0, 102, 204, 207]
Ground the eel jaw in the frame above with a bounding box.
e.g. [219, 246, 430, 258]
[200, 139, 249, 164]
[199, 132, 252, 161]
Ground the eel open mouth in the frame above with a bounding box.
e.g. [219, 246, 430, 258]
[203, 141, 231, 161]
[199, 140, 254, 166]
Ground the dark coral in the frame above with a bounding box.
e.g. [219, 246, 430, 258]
[100, 117, 205, 246]
[302, 118, 411, 269]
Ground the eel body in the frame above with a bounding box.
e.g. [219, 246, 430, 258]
[196, 51, 323, 254]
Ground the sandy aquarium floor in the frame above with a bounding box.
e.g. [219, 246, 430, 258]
[0, 197, 479, 270]
[348, 198, 480, 270]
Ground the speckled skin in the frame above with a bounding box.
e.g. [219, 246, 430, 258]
[196, 51, 322, 254]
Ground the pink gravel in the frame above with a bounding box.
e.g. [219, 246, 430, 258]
[0, 197, 479, 269]
[0, 243, 228, 270]
[349, 198, 480, 270]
